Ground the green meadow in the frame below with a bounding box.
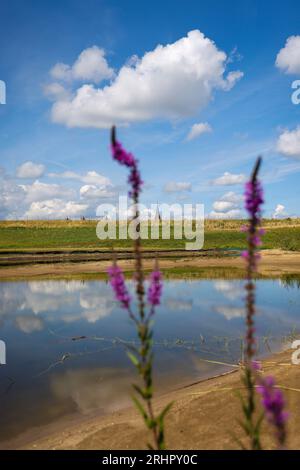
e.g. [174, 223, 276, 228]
[0, 219, 299, 251]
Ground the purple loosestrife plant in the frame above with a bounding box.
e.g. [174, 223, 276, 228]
[239, 157, 264, 450]
[257, 376, 288, 448]
[107, 263, 131, 309]
[252, 361, 288, 448]
[107, 126, 171, 450]
[239, 158, 288, 450]
[147, 263, 163, 316]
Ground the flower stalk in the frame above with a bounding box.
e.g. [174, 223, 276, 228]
[240, 157, 288, 450]
[240, 156, 264, 450]
[108, 126, 171, 449]
[252, 361, 288, 448]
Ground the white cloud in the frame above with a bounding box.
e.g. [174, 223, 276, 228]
[272, 204, 288, 219]
[222, 70, 244, 90]
[276, 36, 300, 74]
[24, 199, 89, 219]
[220, 191, 243, 204]
[212, 200, 236, 212]
[163, 181, 192, 193]
[0, 170, 26, 219]
[48, 30, 243, 128]
[0, 166, 116, 219]
[43, 82, 71, 101]
[49, 170, 112, 186]
[50, 46, 114, 83]
[164, 298, 193, 311]
[16, 161, 45, 179]
[212, 171, 246, 185]
[79, 291, 113, 323]
[186, 122, 212, 141]
[214, 281, 243, 301]
[215, 305, 244, 320]
[209, 209, 242, 219]
[15, 315, 44, 333]
[80, 184, 116, 199]
[20, 180, 74, 203]
[276, 126, 300, 158]
[209, 190, 243, 219]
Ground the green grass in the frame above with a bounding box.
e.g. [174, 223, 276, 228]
[0, 220, 299, 251]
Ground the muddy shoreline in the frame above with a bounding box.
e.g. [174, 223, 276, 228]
[0, 249, 299, 280]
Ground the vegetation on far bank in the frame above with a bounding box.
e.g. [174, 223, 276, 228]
[0, 219, 299, 251]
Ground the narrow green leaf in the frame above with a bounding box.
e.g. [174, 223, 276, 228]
[127, 351, 139, 368]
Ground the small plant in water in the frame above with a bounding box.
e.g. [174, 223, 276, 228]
[107, 126, 171, 450]
[240, 157, 288, 449]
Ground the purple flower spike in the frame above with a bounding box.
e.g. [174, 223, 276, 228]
[147, 270, 163, 307]
[257, 375, 288, 446]
[251, 360, 262, 371]
[107, 264, 131, 309]
[243, 169, 264, 270]
[111, 127, 143, 200]
[111, 139, 136, 168]
[245, 180, 264, 223]
[242, 157, 264, 360]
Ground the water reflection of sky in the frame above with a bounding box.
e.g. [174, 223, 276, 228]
[0, 278, 299, 446]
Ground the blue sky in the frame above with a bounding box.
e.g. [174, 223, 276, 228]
[0, 0, 300, 219]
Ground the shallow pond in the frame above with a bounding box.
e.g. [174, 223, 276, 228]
[0, 276, 299, 446]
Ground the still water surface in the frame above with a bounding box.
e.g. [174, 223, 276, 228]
[0, 277, 299, 445]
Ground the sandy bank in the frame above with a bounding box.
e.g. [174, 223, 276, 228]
[0, 250, 299, 280]
[16, 348, 300, 450]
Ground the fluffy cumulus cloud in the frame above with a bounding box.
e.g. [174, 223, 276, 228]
[209, 190, 243, 219]
[14, 315, 44, 334]
[0, 281, 114, 331]
[186, 122, 212, 141]
[214, 305, 244, 320]
[219, 191, 243, 204]
[0, 162, 116, 220]
[272, 204, 288, 219]
[276, 36, 300, 74]
[49, 170, 116, 203]
[214, 280, 243, 301]
[50, 46, 114, 83]
[20, 180, 74, 204]
[47, 30, 243, 128]
[79, 184, 116, 199]
[212, 171, 246, 185]
[24, 199, 89, 219]
[276, 126, 300, 158]
[209, 209, 242, 219]
[0, 180, 23, 219]
[48, 170, 112, 186]
[43, 82, 71, 101]
[16, 161, 45, 179]
[163, 181, 192, 193]
[212, 200, 236, 212]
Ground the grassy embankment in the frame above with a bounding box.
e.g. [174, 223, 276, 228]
[0, 219, 299, 252]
